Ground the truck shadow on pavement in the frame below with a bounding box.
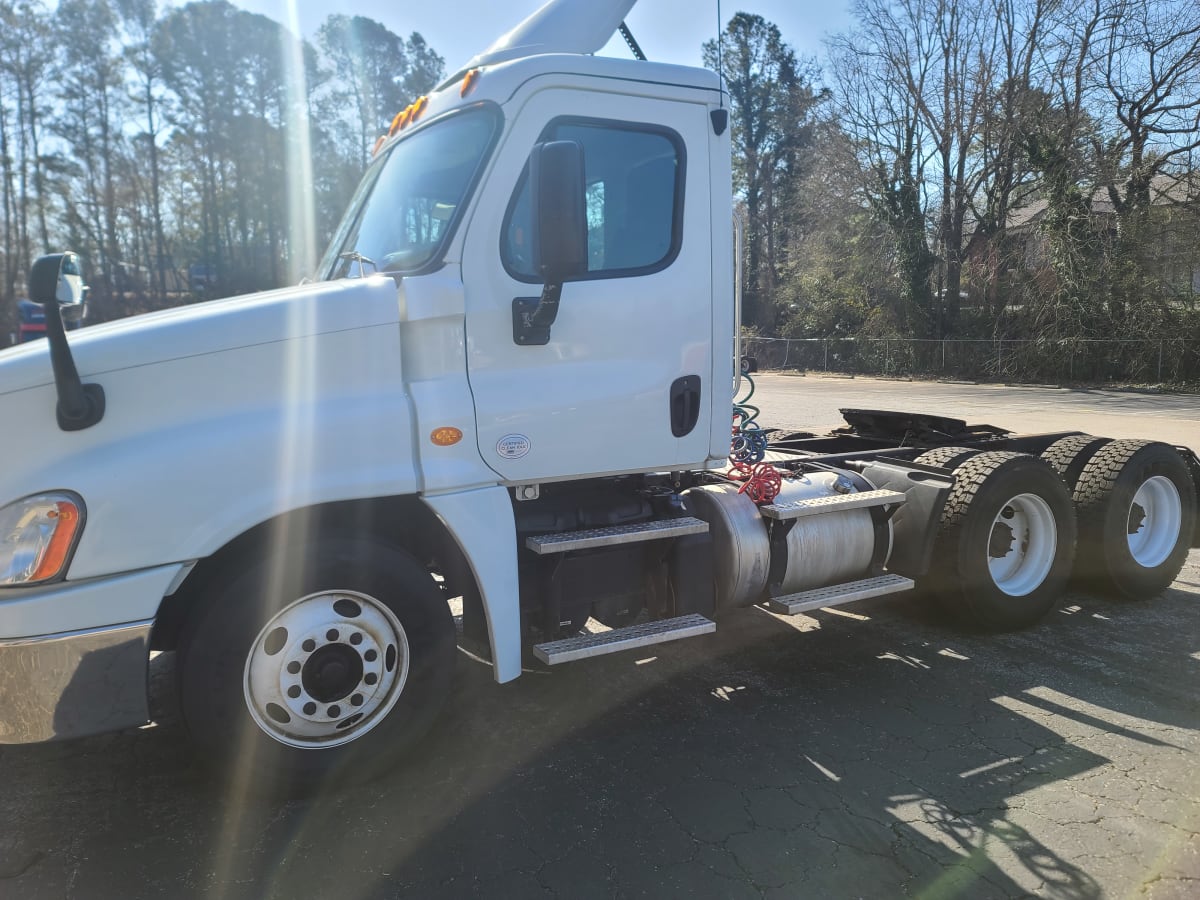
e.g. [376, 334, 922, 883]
[2, 558, 1198, 899]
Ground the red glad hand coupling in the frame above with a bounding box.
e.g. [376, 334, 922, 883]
[725, 461, 754, 481]
[736, 463, 782, 505]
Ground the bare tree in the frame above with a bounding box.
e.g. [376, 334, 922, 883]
[55, 0, 128, 300]
[0, 0, 54, 272]
[1098, 0, 1200, 215]
[117, 0, 168, 301]
[1090, 0, 1199, 319]
[318, 15, 408, 167]
[830, 1, 940, 333]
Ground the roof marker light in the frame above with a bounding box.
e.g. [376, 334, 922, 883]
[461, 68, 480, 97]
[388, 110, 405, 137]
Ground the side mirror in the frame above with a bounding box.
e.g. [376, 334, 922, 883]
[28, 252, 105, 431]
[529, 140, 587, 283]
[513, 141, 587, 346]
[30, 252, 86, 307]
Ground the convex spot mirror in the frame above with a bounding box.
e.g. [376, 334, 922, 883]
[29, 252, 86, 307]
[529, 140, 587, 284]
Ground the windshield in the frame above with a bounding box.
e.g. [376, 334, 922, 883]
[318, 106, 500, 280]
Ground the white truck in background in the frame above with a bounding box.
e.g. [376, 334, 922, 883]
[1, 0, 1197, 792]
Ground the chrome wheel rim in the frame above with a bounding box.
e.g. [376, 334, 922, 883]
[988, 493, 1058, 596]
[1127, 476, 1181, 568]
[243, 590, 409, 749]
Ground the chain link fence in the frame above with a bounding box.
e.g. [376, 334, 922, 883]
[742, 337, 1200, 386]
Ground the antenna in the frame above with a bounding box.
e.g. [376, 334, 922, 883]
[618, 21, 646, 61]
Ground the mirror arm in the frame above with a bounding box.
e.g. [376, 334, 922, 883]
[43, 300, 105, 432]
[529, 280, 562, 327]
[511, 280, 564, 346]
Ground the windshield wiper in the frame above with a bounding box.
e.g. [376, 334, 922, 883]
[338, 250, 377, 278]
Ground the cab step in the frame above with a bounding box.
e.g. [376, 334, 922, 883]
[525, 516, 708, 555]
[758, 489, 906, 521]
[767, 573, 915, 616]
[533, 614, 715, 664]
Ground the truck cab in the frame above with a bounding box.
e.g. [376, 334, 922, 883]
[318, 49, 734, 485]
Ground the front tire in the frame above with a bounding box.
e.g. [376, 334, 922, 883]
[1072, 440, 1196, 599]
[177, 537, 455, 793]
[925, 451, 1077, 630]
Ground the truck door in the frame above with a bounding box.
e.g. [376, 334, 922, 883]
[461, 87, 717, 483]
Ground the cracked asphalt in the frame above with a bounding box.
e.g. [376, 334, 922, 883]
[2, 378, 1198, 898]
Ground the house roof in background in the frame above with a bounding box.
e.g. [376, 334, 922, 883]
[1007, 172, 1199, 231]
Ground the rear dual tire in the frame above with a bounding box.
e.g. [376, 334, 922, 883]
[914, 446, 979, 471]
[923, 451, 1077, 630]
[920, 439, 1195, 612]
[1069, 439, 1195, 600]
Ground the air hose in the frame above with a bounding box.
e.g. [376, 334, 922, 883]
[726, 373, 782, 504]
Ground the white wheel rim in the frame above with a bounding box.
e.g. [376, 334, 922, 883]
[987, 493, 1058, 597]
[243, 590, 410, 749]
[1127, 476, 1182, 568]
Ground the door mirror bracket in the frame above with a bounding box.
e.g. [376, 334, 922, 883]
[512, 286, 561, 346]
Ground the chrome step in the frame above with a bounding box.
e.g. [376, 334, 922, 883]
[759, 489, 906, 521]
[525, 516, 709, 555]
[767, 573, 915, 616]
[533, 614, 715, 665]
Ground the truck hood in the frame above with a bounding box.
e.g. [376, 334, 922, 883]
[0, 276, 402, 397]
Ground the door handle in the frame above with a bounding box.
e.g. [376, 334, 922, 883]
[670, 375, 702, 437]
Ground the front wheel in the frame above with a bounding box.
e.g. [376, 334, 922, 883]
[177, 538, 455, 793]
[924, 451, 1077, 630]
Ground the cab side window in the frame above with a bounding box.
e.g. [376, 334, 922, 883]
[502, 119, 685, 280]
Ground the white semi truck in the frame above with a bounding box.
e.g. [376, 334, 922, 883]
[1, 0, 1197, 790]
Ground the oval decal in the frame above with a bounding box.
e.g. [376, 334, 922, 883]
[431, 427, 463, 447]
[496, 434, 531, 460]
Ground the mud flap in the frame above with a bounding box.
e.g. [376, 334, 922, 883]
[859, 460, 954, 578]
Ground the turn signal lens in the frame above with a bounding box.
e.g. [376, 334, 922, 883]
[0, 492, 85, 586]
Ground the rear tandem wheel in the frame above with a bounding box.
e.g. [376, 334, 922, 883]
[914, 446, 980, 471]
[924, 451, 1077, 630]
[1039, 434, 1112, 491]
[1070, 439, 1196, 600]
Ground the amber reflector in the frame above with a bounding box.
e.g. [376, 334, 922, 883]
[431, 427, 464, 447]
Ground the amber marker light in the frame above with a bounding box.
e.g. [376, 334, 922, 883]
[460, 68, 480, 97]
[30, 501, 81, 582]
[431, 427, 464, 447]
[0, 492, 88, 586]
[371, 135, 386, 157]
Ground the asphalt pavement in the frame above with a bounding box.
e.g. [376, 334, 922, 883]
[2, 377, 1198, 899]
[754, 373, 1200, 448]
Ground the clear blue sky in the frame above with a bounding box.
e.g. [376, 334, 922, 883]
[219, 1, 854, 74]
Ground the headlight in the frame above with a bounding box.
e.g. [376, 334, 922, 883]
[0, 492, 85, 587]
